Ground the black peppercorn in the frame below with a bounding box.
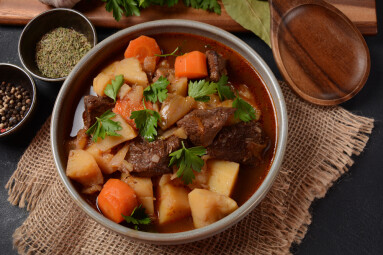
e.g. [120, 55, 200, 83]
[0, 82, 31, 133]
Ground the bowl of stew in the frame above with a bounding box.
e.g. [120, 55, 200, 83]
[51, 20, 287, 244]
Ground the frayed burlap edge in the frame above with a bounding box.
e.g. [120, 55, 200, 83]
[5, 116, 56, 211]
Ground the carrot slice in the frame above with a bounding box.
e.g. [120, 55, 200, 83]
[124, 35, 161, 63]
[175, 51, 208, 79]
[113, 98, 153, 129]
[98, 179, 138, 223]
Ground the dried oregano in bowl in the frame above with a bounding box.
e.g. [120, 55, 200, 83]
[35, 27, 92, 78]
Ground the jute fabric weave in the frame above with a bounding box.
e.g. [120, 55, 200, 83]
[6, 83, 374, 254]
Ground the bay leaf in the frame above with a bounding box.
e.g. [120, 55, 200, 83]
[222, 0, 271, 47]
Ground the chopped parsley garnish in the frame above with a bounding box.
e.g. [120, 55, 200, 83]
[155, 47, 180, 57]
[104, 74, 124, 102]
[216, 75, 235, 101]
[169, 141, 207, 185]
[232, 94, 256, 122]
[188, 79, 217, 102]
[143, 76, 169, 103]
[130, 100, 160, 142]
[122, 205, 151, 230]
[86, 110, 122, 142]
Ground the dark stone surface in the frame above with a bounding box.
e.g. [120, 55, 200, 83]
[0, 2, 382, 253]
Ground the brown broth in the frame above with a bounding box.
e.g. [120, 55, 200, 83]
[73, 33, 277, 233]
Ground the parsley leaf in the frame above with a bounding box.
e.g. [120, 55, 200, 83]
[86, 110, 122, 142]
[155, 47, 180, 57]
[122, 205, 151, 230]
[232, 94, 256, 122]
[184, 0, 221, 14]
[216, 75, 234, 101]
[103, 0, 140, 21]
[130, 100, 160, 142]
[188, 79, 217, 102]
[169, 141, 207, 184]
[140, 0, 179, 8]
[104, 74, 124, 102]
[143, 76, 169, 103]
[104, 0, 221, 22]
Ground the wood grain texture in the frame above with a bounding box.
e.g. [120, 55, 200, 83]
[269, 0, 371, 105]
[0, 0, 377, 35]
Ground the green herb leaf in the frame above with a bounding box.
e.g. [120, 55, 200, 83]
[122, 205, 151, 230]
[232, 94, 256, 122]
[86, 110, 122, 142]
[130, 102, 160, 142]
[216, 75, 234, 101]
[103, 0, 140, 21]
[155, 47, 180, 57]
[183, 0, 221, 14]
[143, 76, 169, 103]
[169, 141, 207, 184]
[222, 0, 271, 47]
[104, 74, 124, 102]
[104, 0, 221, 22]
[140, 0, 179, 7]
[188, 79, 217, 102]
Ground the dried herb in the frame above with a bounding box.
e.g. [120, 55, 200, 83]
[222, 0, 271, 47]
[35, 27, 92, 78]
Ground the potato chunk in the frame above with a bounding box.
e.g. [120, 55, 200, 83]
[93, 72, 112, 97]
[121, 173, 155, 215]
[102, 61, 120, 75]
[92, 61, 120, 96]
[207, 160, 240, 197]
[114, 58, 148, 87]
[158, 174, 191, 224]
[95, 114, 137, 151]
[86, 144, 117, 175]
[168, 77, 188, 96]
[66, 150, 103, 188]
[188, 189, 238, 229]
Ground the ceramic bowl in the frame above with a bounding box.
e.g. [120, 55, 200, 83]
[51, 20, 288, 244]
[18, 8, 97, 82]
[0, 63, 36, 138]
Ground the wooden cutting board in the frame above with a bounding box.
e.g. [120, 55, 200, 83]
[0, 0, 377, 35]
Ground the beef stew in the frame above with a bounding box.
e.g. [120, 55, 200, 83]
[65, 33, 276, 233]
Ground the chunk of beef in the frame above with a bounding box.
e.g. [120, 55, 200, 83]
[206, 50, 227, 82]
[207, 121, 267, 165]
[177, 107, 236, 147]
[82, 95, 115, 128]
[126, 135, 182, 177]
[153, 59, 175, 83]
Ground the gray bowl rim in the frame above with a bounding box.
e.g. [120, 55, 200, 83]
[51, 19, 288, 245]
[0, 63, 37, 138]
[18, 8, 97, 82]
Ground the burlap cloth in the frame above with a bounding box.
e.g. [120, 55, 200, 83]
[5, 83, 374, 255]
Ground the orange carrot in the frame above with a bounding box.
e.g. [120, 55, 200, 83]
[113, 98, 153, 129]
[98, 179, 138, 223]
[124, 35, 161, 63]
[175, 51, 208, 79]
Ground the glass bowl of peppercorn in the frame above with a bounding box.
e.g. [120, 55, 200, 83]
[0, 63, 36, 137]
[18, 8, 97, 82]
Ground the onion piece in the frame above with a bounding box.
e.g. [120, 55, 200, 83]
[120, 160, 134, 173]
[110, 143, 129, 167]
